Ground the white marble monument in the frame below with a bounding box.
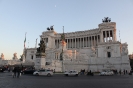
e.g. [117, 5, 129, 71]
[24, 17, 131, 72]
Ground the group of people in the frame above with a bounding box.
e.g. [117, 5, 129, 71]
[12, 67, 21, 78]
[113, 69, 131, 75]
[80, 69, 86, 75]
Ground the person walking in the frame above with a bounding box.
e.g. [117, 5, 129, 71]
[16, 67, 21, 78]
[119, 70, 121, 75]
[12, 67, 17, 78]
[123, 69, 126, 75]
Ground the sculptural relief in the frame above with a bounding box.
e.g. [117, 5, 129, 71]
[91, 47, 96, 57]
[121, 44, 128, 55]
[63, 54, 69, 60]
[64, 53, 72, 60]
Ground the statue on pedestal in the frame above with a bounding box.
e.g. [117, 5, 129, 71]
[36, 38, 46, 57]
[13, 53, 18, 60]
[0, 53, 4, 59]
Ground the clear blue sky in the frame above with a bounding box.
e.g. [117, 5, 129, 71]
[0, 0, 133, 59]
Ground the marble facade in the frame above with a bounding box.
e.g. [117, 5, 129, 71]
[25, 18, 131, 72]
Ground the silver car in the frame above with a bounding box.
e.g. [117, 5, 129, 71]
[100, 70, 114, 76]
[33, 69, 53, 76]
[64, 70, 79, 76]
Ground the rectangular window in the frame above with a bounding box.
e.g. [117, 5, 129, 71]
[107, 52, 111, 58]
[31, 55, 33, 59]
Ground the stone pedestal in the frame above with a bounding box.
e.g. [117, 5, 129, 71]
[35, 57, 45, 70]
[121, 55, 131, 71]
[35, 53, 46, 70]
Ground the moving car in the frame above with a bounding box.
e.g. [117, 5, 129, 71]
[33, 69, 53, 76]
[64, 70, 79, 76]
[100, 70, 114, 76]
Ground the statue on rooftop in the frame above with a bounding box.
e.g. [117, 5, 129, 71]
[13, 53, 18, 60]
[47, 25, 54, 30]
[13, 53, 17, 58]
[102, 17, 111, 23]
[0, 53, 4, 59]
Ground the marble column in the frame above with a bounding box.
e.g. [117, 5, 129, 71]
[66, 39, 68, 49]
[70, 39, 71, 48]
[72, 38, 73, 48]
[80, 38, 81, 48]
[57, 39, 58, 48]
[105, 31, 107, 42]
[77, 38, 78, 48]
[97, 35, 98, 45]
[88, 37, 90, 47]
[112, 30, 114, 42]
[75, 38, 76, 48]
[68, 39, 69, 48]
[85, 37, 88, 47]
[69, 39, 70, 48]
[83, 37, 84, 48]
[112, 30, 116, 41]
[100, 31, 103, 43]
[94, 36, 95, 46]
[56, 40, 57, 48]
[91, 36, 93, 47]
[109, 30, 111, 41]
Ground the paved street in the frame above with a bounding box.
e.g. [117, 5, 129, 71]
[0, 72, 133, 88]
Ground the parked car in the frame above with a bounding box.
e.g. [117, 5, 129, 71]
[24, 69, 36, 74]
[64, 70, 79, 76]
[100, 70, 114, 76]
[33, 69, 53, 76]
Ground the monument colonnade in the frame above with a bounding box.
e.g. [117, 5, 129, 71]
[53, 29, 115, 49]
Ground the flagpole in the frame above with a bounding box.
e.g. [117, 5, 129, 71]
[24, 32, 27, 58]
[35, 38, 38, 48]
[24, 32, 27, 49]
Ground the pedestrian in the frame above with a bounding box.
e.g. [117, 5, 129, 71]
[83, 69, 85, 75]
[54, 69, 55, 73]
[80, 69, 83, 75]
[16, 67, 21, 78]
[12, 67, 17, 78]
[119, 70, 121, 75]
[123, 69, 125, 75]
[126, 70, 127, 74]
[116, 70, 118, 74]
[8, 67, 10, 72]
